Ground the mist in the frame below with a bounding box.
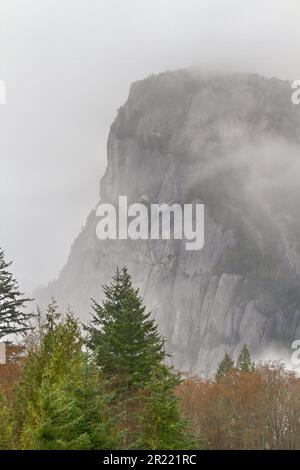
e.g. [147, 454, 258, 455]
[0, 0, 300, 293]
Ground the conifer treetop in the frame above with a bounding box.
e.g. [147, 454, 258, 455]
[236, 344, 255, 373]
[0, 249, 32, 339]
[86, 266, 166, 389]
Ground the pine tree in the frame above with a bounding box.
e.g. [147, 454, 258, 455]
[86, 267, 165, 390]
[87, 267, 198, 450]
[0, 249, 31, 338]
[21, 361, 118, 450]
[135, 367, 196, 450]
[236, 345, 254, 373]
[17, 305, 119, 450]
[215, 352, 234, 381]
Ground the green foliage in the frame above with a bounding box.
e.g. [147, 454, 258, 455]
[86, 267, 165, 391]
[135, 367, 197, 450]
[3, 267, 201, 450]
[87, 267, 197, 450]
[0, 391, 16, 449]
[236, 345, 255, 373]
[216, 346, 255, 381]
[0, 249, 31, 338]
[215, 352, 234, 381]
[16, 304, 119, 450]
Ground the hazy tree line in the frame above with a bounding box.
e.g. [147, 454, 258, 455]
[0, 248, 300, 450]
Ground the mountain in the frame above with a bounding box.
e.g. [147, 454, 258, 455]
[36, 69, 300, 375]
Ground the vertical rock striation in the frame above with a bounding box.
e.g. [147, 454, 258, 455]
[36, 70, 300, 375]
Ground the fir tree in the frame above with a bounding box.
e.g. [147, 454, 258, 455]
[87, 267, 198, 450]
[236, 345, 255, 373]
[86, 267, 165, 390]
[215, 352, 234, 381]
[135, 367, 196, 450]
[17, 305, 119, 450]
[0, 249, 31, 338]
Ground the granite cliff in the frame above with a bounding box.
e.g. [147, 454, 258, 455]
[37, 70, 300, 375]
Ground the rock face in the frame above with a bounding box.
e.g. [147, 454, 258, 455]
[37, 70, 300, 375]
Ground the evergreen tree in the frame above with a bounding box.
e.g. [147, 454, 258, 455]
[215, 352, 234, 381]
[135, 367, 196, 450]
[236, 345, 254, 373]
[0, 391, 15, 449]
[0, 249, 31, 338]
[16, 305, 119, 450]
[87, 267, 198, 450]
[86, 267, 165, 390]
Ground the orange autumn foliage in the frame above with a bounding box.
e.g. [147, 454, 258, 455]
[0, 344, 24, 398]
[177, 362, 300, 450]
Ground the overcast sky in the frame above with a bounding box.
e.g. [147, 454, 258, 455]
[0, 0, 300, 293]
